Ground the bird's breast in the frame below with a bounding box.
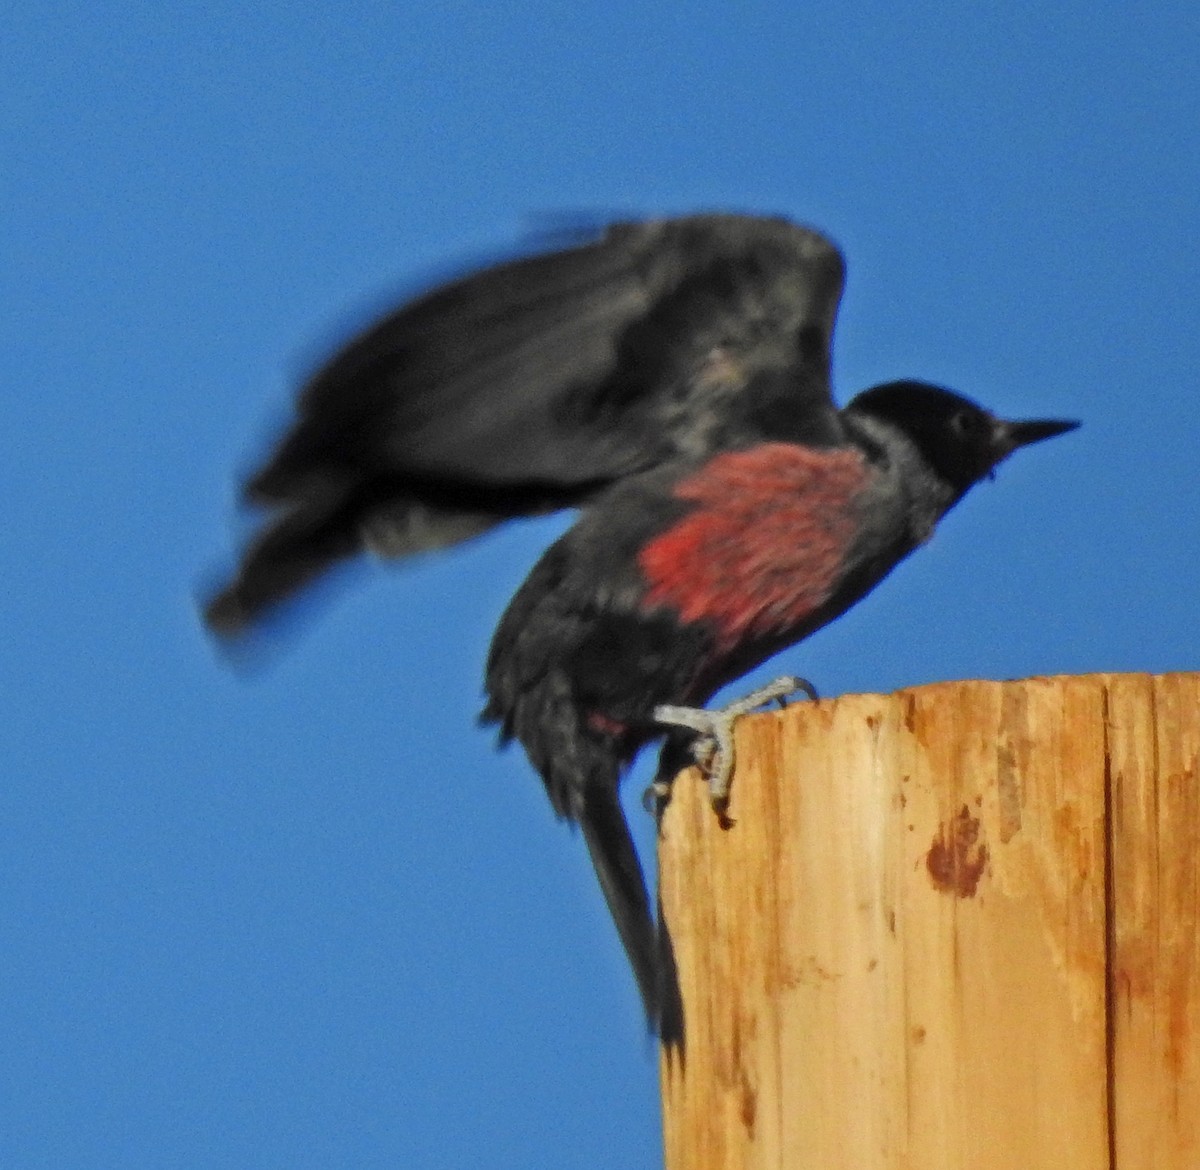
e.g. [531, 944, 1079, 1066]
[636, 443, 872, 652]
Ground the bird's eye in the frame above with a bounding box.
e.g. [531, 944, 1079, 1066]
[949, 410, 978, 437]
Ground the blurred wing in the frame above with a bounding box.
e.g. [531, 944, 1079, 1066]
[250, 213, 847, 501]
[207, 214, 847, 634]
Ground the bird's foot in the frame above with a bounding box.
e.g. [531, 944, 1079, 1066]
[648, 675, 817, 824]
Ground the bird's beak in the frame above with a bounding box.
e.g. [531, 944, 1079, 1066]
[994, 416, 1080, 456]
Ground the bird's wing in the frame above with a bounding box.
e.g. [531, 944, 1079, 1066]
[205, 215, 848, 634]
[247, 214, 847, 504]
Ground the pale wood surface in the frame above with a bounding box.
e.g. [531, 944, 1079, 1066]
[658, 673, 1200, 1170]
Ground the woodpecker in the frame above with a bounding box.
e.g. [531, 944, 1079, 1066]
[206, 214, 1078, 1038]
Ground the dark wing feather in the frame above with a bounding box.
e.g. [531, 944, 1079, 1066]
[207, 214, 847, 633]
[253, 214, 845, 497]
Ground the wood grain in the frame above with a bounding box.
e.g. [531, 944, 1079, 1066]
[658, 673, 1200, 1170]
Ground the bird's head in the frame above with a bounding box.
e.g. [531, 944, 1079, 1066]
[846, 380, 1079, 497]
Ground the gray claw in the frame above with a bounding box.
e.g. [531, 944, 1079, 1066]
[653, 675, 817, 814]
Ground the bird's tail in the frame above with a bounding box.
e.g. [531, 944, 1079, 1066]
[577, 784, 682, 1042]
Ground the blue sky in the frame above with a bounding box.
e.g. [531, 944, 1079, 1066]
[5, 2, 1197, 1166]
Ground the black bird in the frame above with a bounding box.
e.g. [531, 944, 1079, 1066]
[206, 213, 1078, 1037]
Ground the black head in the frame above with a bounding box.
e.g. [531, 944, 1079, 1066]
[846, 380, 1079, 496]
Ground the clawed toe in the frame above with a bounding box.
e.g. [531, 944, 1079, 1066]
[652, 675, 817, 817]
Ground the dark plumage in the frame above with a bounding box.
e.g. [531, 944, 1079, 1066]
[206, 214, 1078, 1038]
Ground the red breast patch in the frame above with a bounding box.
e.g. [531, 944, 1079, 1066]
[637, 444, 870, 650]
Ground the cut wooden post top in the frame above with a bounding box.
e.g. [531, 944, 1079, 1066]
[658, 672, 1200, 1170]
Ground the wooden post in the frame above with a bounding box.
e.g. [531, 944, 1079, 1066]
[658, 673, 1200, 1170]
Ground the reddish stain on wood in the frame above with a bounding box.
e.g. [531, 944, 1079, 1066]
[926, 804, 989, 898]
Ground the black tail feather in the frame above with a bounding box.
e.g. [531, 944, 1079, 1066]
[576, 783, 672, 1035]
